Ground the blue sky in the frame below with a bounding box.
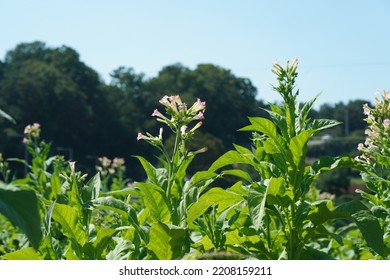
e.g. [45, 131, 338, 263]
[1, 0, 389, 108]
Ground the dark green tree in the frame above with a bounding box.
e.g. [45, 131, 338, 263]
[0, 42, 122, 170]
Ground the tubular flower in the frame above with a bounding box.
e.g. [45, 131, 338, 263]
[24, 123, 41, 138]
[136, 128, 163, 147]
[356, 90, 390, 164]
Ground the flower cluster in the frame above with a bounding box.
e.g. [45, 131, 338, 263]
[22, 123, 41, 144]
[356, 90, 390, 165]
[96, 156, 126, 176]
[137, 95, 206, 146]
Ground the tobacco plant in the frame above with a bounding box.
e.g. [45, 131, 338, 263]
[0, 62, 387, 260]
[131, 95, 220, 259]
[356, 90, 390, 258]
[189, 60, 383, 259]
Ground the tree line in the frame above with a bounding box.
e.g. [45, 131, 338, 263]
[0, 42, 371, 180]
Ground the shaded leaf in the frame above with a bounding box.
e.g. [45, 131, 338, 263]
[0, 183, 42, 249]
[352, 210, 384, 256]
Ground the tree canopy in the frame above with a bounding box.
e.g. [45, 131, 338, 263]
[0, 41, 371, 180]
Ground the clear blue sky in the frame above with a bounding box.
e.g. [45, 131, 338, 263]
[1, 0, 389, 108]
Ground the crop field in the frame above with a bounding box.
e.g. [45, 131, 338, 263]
[1, 60, 389, 260]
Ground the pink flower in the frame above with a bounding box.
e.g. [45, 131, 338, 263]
[384, 91, 390, 100]
[152, 109, 158, 117]
[384, 119, 390, 130]
[137, 132, 144, 141]
[189, 98, 206, 113]
[69, 161, 76, 173]
[159, 95, 169, 105]
[363, 104, 371, 115]
[196, 111, 205, 120]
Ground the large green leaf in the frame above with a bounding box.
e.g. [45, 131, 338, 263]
[187, 187, 244, 224]
[0, 183, 42, 249]
[299, 246, 334, 260]
[248, 185, 267, 231]
[289, 130, 313, 167]
[136, 182, 170, 223]
[106, 237, 132, 260]
[308, 119, 342, 132]
[239, 117, 278, 140]
[208, 150, 255, 172]
[297, 94, 319, 131]
[93, 196, 130, 220]
[352, 210, 384, 256]
[81, 172, 101, 203]
[308, 199, 365, 226]
[222, 169, 253, 183]
[266, 177, 292, 207]
[51, 203, 87, 247]
[147, 222, 186, 260]
[307, 156, 364, 186]
[2, 247, 44, 260]
[134, 156, 157, 184]
[83, 227, 117, 259]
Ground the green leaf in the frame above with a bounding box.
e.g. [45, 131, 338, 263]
[135, 182, 170, 223]
[300, 94, 319, 123]
[81, 173, 101, 202]
[289, 130, 313, 167]
[208, 150, 255, 172]
[266, 177, 292, 207]
[299, 246, 335, 260]
[106, 237, 132, 260]
[233, 144, 253, 155]
[0, 108, 16, 124]
[148, 222, 186, 260]
[83, 227, 117, 259]
[51, 203, 87, 247]
[308, 200, 340, 226]
[352, 210, 384, 256]
[189, 170, 218, 189]
[309, 119, 342, 132]
[239, 117, 278, 140]
[92, 196, 130, 220]
[262, 106, 288, 139]
[2, 247, 43, 260]
[43, 202, 55, 236]
[0, 183, 42, 249]
[187, 187, 244, 224]
[133, 156, 157, 184]
[102, 187, 137, 197]
[222, 169, 253, 183]
[333, 199, 367, 214]
[248, 184, 267, 231]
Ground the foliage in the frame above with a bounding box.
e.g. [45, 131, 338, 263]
[189, 60, 382, 259]
[0, 59, 387, 260]
[0, 42, 373, 181]
[355, 90, 390, 258]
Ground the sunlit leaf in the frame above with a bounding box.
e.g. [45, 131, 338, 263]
[148, 222, 186, 260]
[136, 182, 170, 223]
